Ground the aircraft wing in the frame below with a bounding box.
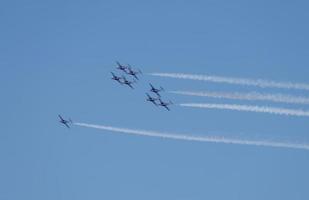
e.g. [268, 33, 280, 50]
[58, 115, 64, 121]
[128, 84, 134, 89]
[64, 123, 70, 128]
[164, 105, 170, 111]
[133, 74, 139, 80]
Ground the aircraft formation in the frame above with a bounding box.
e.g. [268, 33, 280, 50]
[59, 61, 173, 128]
[111, 61, 142, 89]
[112, 61, 173, 111]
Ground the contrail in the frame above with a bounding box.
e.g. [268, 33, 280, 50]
[74, 122, 309, 151]
[150, 73, 309, 90]
[179, 103, 309, 117]
[171, 91, 309, 105]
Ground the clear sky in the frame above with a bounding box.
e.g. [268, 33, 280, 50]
[1, 0, 309, 199]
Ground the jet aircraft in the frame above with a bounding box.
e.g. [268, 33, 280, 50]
[146, 93, 158, 106]
[111, 72, 123, 84]
[58, 115, 72, 128]
[157, 99, 173, 111]
[122, 76, 135, 89]
[126, 65, 142, 80]
[116, 61, 128, 72]
[149, 83, 164, 97]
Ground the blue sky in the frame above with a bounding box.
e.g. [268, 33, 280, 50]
[1, 0, 309, 199]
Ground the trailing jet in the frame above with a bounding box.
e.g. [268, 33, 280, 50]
[157, 99, 173, 111]
[116, 61, 128, 72]
[126, 65, 142, 80]
[122, 76, 135, 89]
[149, 83, 164, 97]
[58, 115, 72, 128]
[111, 72, 123, 84]
[146, 93, 158, 106]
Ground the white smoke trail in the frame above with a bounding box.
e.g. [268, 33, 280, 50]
[74, 122, 309, 151]
[171, 91, 309, 105]
[179, 103, 309, 117]
[150, 73, 309, 90]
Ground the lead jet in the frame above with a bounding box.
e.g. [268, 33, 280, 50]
[149, 83, 164, 97]
[146, 93, 158, 106]
[111, 72, 123, 84]
[157, 99, 173, 111]
[122, 76, 135, 89]
[58, 115, 72, 128]
[126, 65, 142, 80]
[116, 61, 128, 72]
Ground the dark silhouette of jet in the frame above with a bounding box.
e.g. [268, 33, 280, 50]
[149, 83, 164, 97]
[122, 76, 135, 89]
[126, 65, 142, 80]
[111, 72, 123, 84]
[58, 115, 72, 128]
[146, 93, 158, 106]
[157, 99, 173, 111]
[116, 61, 128, 72]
